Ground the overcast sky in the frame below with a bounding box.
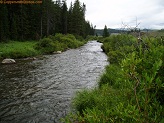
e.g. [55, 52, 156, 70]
[66, 0, 164, 29]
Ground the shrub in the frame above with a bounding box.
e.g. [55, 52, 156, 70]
[64, 85, 142, 123]
[53, 33, 63, 41]
[60, 37, 74, 47]
[35, 38, 56, 54]
[47, 35, 57, 41]
[99, 65, 121, 87]
[86, 35, 98, 41]
[72, 90, 97, 115]
[97, 36, 103, 43]
[107, 50, 124, 64]
[74, 35, 84, 41]
[65, 34, 76, 41]
[64, 34, 164, 123]
[35, 34, 85, 54]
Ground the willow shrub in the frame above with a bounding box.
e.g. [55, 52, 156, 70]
[35, 38, 56, 54]
[35, 34, 85, 54]
[63, 34, 164, 123]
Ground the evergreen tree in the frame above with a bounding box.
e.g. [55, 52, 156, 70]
[11, 13, 18, 40]
[53, 1, 62, 34]
[103, 25, 109, 37]
[44, 0, 54, 36]
[71, 0, 85, 36]
[0, 0, 94, 41]
[61, 1, 68, 34]
[0, 5, 9, 41]
[84, 21, 95, 36]
[67, 2, 73, 34]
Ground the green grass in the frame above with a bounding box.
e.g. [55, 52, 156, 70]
[0, 41, 40, 59]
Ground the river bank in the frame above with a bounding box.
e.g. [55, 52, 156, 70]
[64, 34, 164, 123]
[0, 34, 86, 61]
[0, 41, 108, 123]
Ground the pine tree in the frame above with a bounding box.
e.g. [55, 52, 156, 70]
[11, 14, 18, 40]
[61, 1, 68, 34]
[7, 5, 21, 40]
[103, 25, 109, 37]
[67, 2, 73, 34]
[29, 5, 42, 40]
[0, 5, 9, 41]
[0, 0, 94, 41]
[71, 0, 85, 36]
[53, 1, 62, 34]
[41, 0, 57, 36]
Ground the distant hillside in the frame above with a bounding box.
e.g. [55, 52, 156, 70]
[141, 28, 156, 32]
[95, 28, 126, 36]
[95, 28, 159, 36]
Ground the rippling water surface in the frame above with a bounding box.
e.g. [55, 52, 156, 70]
[0, 41, 108, 123]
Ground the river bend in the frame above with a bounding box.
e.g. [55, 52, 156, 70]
[0, 41, 108, 123]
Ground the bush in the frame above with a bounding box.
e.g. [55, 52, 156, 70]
[72, 90, 97, 115]
[35, 38, 56, 54]
[65, 34, 76, 41]
[64, 85, 142, 123]
[97, 36, 104, 43]
[86, 35, 98, 41]
[74, 34, 84, 41]
[64, 34, 164, 123]
[53, 33, 63, 41]
[35, 34, 85, 54]
[99, 65, 121, 87]
[60, 37, 75, 48]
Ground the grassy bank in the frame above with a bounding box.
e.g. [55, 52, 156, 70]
[0, 41, 39, 59]
[0, 34, 86, 59]
[63, 34, 164, 123]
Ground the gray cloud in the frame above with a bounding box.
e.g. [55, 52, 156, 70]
[67, 0, 164, 29]
[158, 23, 164, 25]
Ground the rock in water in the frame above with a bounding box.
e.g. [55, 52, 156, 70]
[57, 51, 62, 54]
[2, 59, 16, 64]
[53, 51, 62, 54]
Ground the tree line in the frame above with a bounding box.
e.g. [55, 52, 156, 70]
[0, 0, 95, 42]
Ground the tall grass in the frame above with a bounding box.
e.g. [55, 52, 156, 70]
[0, 41, 39, 59]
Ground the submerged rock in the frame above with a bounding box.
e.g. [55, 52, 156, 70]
[2, 59, 16, 64]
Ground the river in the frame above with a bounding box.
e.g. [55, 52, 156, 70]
[0, 41, 108, 123]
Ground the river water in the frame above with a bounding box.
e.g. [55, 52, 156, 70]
[0, 41, 108, 123]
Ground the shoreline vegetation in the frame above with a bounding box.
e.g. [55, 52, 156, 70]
[0, 34, 87, 60]
[63, 34, 164, 123]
